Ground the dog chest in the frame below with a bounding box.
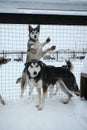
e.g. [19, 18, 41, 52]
[28, 41, 42, 50]
[29, 79, 42, 89]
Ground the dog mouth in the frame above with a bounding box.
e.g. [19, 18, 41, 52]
[30, 71, 38, 78]
[29, 70, 39, 78]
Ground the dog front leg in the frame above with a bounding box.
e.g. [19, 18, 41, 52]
[38, 88, 48, 110]
[28, 81, 34, 96]
[20, 77, 26, 98]
[41, 46, 56, 57]
[36, 88, 41, 109]
[29, 86, 34, 96]
[41, 37, 51, 47]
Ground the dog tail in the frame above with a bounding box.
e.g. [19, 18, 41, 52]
[16, 77, 21, 84]
[65, 60, 73, 72]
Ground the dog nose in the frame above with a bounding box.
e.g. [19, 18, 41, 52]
[34, 71, 37, 75]
[34, 35, 37, 39]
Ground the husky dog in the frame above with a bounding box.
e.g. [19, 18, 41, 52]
[23, 59, 79, 110]
[26, 25, 56, 61]
[16, 25, 56, 96]
[0, 95, 5, 105]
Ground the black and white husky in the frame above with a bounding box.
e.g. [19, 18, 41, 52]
[16, 25, 56, 95]
[22, 59, 80, 110]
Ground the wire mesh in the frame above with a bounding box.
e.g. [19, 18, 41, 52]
[0, 24, 87, 100]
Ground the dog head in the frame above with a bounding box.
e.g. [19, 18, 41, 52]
[29, 25, 40, 41]
[25, 59, 45, 78]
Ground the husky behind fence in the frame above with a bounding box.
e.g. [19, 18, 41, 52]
[0, 24, 87, 101]
[23, 59, 80, 110]
[16, 25, 56, 97]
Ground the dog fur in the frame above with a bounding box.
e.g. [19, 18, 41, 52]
[26, 25, 56, 61]
[22, 59, 80, 110]
[50, 60, 73, 96]
[0, 57, 11, 66]
[16, 25, 56, 97]
[0, 95, 5, 105]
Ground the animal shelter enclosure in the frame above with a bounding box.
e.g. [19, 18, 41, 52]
[0, 14, 87, 100]
[0, 1, 87, 130]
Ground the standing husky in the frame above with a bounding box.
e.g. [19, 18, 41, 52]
[26, 25, 56, 61]
[16, 25, 56, 97]
[23, 59, 79, 110]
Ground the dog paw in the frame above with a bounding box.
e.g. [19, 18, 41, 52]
[38, 105, 43, 111]
[62, 101, 69, 104]
[51, 46, 56, 50]
[38, 107, 43, 111]
[61, 99, 69, 104]
[46, 37, 51, 43]
[35, 104, 43, 111]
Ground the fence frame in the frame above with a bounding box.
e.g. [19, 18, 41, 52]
[0, 13, 87, 25]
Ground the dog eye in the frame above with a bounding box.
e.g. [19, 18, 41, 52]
[36, 65, 38, 67]
[35, 31, 37, 33]
[30, 65, 33, 68]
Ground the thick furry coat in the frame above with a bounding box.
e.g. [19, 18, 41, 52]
[24, 59, 79, 110]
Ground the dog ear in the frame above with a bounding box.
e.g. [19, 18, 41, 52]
[36, 25, 40, 32]
[39, 60, 46, 67]
[29, 25, 32, 32]
[24, 61, 31, 69]
[25, 59, 34, 68]
[25, 62, 29, 68]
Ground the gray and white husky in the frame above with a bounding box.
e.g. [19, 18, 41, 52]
[16, 25, 56, 97]
[26, 25, 56, 61]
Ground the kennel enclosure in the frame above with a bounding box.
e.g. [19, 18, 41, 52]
[0, 13, 87, 100]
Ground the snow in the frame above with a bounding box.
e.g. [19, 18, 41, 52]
[0, 97, 87, 130]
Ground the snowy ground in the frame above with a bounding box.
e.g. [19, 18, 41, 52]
[0, 96, 87, 130]
[0, 58, 87, 130]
